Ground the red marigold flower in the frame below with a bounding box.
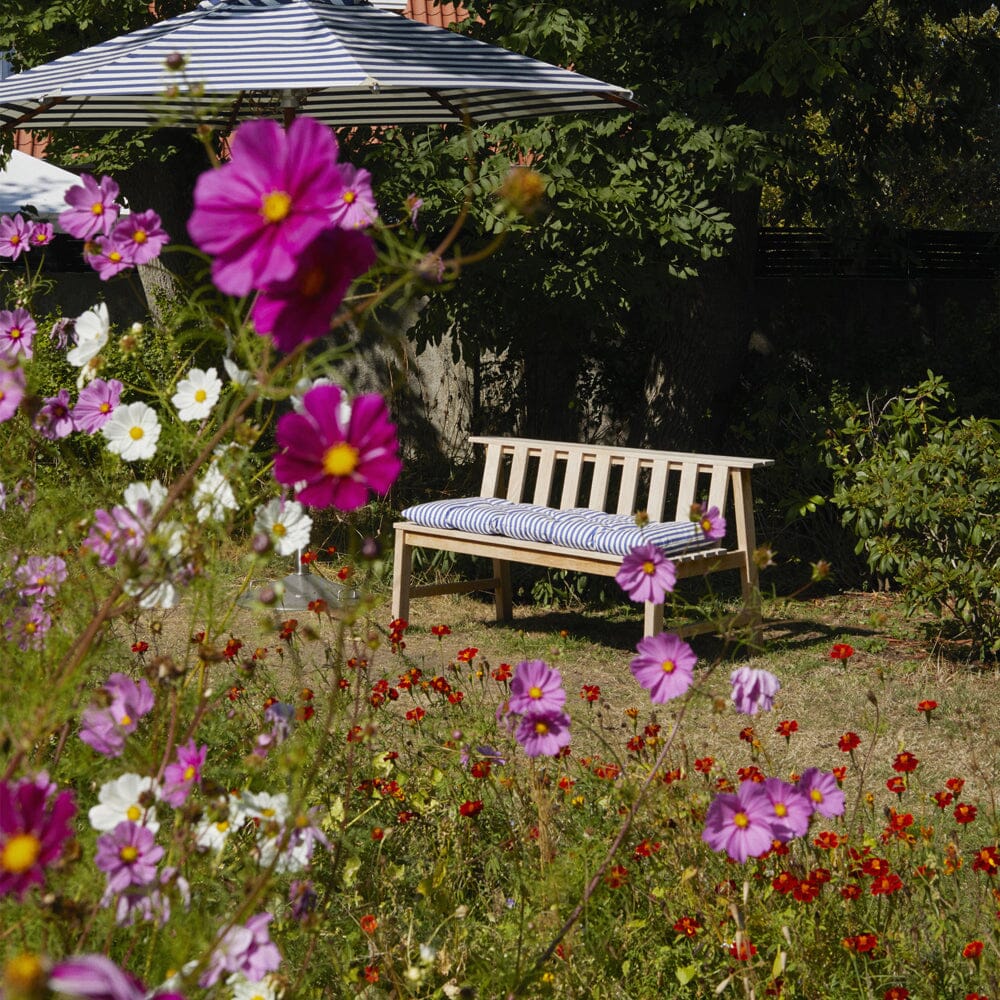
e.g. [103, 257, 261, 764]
[892, 751, 919, 774]
[838, 731, 861, 753]
[337, 566, 352, 581]
[405, 707, 426, 724]
[862, 857, 890, 877]
[131, 640, 149, 654]
[459, 800, 483, 818]
[632, 839, 661, 859]
[917, 698, 937, 714]
[396, 810, 416, 824]
[840, 883, 862, 900]
[946, 776, 965, 796]
[830, 643, 854, 660]
[673, 915, 701, 937]
[886, 776, 906, 796]
[593, 762, 621, 781]
[842, 933, 878, 953]
[492, 663, 513, 682]
[932, 790, 954, 810]
[364, 965, 379, 983]
[831, 766, 847, 783]
[870, 873, 904, 896]
[884, 987, 910, 1000]
[580, 684, 601, 702]
[227, 685, 244, 701]
[954, 803, 978, 824]
[737, 765, 765, 784]
[965, 994, 989, 1000]
[814, 830, 840, 850]
[604, 865, 629, 888]
[808, 867, 831, 885]
[972, 845, 999, 875]
[772, 871, 798, 894]
[792, 880, 819, 903]
[300, 550, 318, 564]
[296, 704, 314, 722]
[884, 808, 915, 836]
[728, 939, 757, 961]
[775, 719, 798, 741]
[447, 691, 464, 705]
[694, 757, 715, 774]
[962, 940, 984, 959]
[431, 624, 451, 638]
[223, 637, 243, 660]
[307, 598, 328, 615]
[626, 735, 645, 754]
[371, 827, 384, 841]
[738, 726, 756, 744]
[360, 914, 378, 935]
[456, 647, 478, 662]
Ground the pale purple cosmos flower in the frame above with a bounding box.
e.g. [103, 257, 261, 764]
[0, 307, 36, 361]
[758, 777, 812, 842]
[161, 741, 207, 807]
[0, 363, 25, 422]
[34, 389, 75, 440]
[615, 543, 676, 604]
[73, 378, 123, 433]
[110, 865, 189, 927]
[730, 665, 781, 715]
[83, 505, 146, 566]
[273, 384, 401, 510]
[48, 317, 75, 350]
[629, 631, 696, 703]
[85, 235, 133, 281]
[0, 213, 35, 259]
[330, 162, 378, 229]
[701, 781, 775, 863]
[95, 820, 164, 892]
[29, 221, 54, 249]
[515, 708, 572, 758]
[188, 116, 347, 297]
[508, 659, 566, 715]
[60, 173, 121, 239]
[5, 602, 52, 651]
[15, 554, 68, 598]
[251, 227, 375, 352]
[109, 209, 170, 265]
[798, 767, 846, 819]
[289, 879, 317, 920]
[199, 912, 282, 987]
[695, 503, 726, 541]
[0, 773, 77, 899]
[79, 672, 155, 758]
[406, 193, 423, 228]
[49, 954, 182, 1000]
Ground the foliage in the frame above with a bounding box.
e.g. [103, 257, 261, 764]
[822, 373, 1000, 655]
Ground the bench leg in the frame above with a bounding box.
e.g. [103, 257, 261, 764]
[493, 559, 512, 623]
[391, 531, 413, 623]
[643, 601, 664, 638]
[739, 559, 764, 648]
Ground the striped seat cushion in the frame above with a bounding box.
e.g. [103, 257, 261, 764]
[401, 499, 716, 558]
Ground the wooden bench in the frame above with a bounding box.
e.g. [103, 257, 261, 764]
[391, 437, 772, 640]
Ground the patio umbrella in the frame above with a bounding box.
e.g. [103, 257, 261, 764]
[0, 0, 635, 132]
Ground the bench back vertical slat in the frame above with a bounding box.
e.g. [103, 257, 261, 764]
[506, 444, 529, 501]
[647, 463, 669, 521]
[587, 452, 612, 510]
[673, 462, 699, 520]
[481, 442, 504, 497]
[707, 466, 730, 515]
[560, 452, 584, 508]
[533, 450, 556, 506]
[616, 455, 641, 516]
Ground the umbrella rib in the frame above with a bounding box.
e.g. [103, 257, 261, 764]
[2, 95, 70, 132]
[426, 88, 474, 124]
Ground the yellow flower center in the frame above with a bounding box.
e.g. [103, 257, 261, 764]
[183, 765, 196, 780]
[661, 659, 675, 673]
[261, 190, 292, 223]
[642, 560, 655, 575]
[534, 721, 549, 734]
[299, 264, 326, 298]
[322, 442, 359, 477]
[774, 803, 787, 817]
[194, 388, 207, 403]
[119, 713, 132, 726]
[128, 426, 144, 441]
[9, 328, 21, 340]
[10, 234, 20, 245]
[100, 402, 111, 413]
[528, 685, 542, 699]
[810, 789, 823, 803]
[119, 845, 139, 863]
[215, 821, 229, 832]
[343, 190, 356, 205]
[133, 230, 148, 244]
[272, 522, 287, 537]
[109, 251, 122, 263]
[24, 622, 36, 635]
[4, 953, 45, 993]
[733, 811, 749, 829]
[91, 202, 104, 216]
[1, 833, 41, 873]
[261, 808, 276, 818]
[126, 805, 142, 822]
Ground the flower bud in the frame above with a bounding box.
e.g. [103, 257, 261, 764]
[164, 52, 187, 72]
[499, 166, 547, 219]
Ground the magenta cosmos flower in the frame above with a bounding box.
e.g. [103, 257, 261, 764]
[34, 389, 75, 440]
[629, 631, 696, 703]
[251, 227, 375, 352]
[30, 221, 54, 249]
[730, 665, 781, 715]
[109, 210, 170, 266]
[695, 503, 726, 541]
[0, 307, 37, 361]
[330, 162, 378, 229]
[701, 781, 775, 863]
[0, 213, 35, 260]
[73, 378, 123, 434]
[188, 116, 347, 297]
[60, 173, 121, 240]
[79, 672, 155, 758]
[95, 820, 164, 892]
[515, 708, 572, 758]
[0, 363, 26, 422]
[798, 767, 846, 819]
[273, 384, 401, 510]
[615, 543, 676, 604]
[758, 777, 812, 842]
[0, 773, 77, 899]
[85, 236, 133, 281]
[199, 912, 282, 987]
[161, 740, 207, 807]
[49, 954, 184, 1000]
[508, 659, 566, 714]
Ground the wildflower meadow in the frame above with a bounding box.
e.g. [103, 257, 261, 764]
[1, 111, 998, 1000]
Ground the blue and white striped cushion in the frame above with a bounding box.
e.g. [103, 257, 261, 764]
[402, 499, 716, 558]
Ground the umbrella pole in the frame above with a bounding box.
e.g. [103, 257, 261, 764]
[281, 89, 298, 127]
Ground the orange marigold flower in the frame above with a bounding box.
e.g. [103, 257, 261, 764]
[972, 845, 999, 875]
[814, 830, 840, 850]
[360, 914, 378, 935]
[456, 646, 478, 662]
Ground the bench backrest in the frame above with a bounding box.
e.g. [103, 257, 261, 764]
[470, 436, 772, 526]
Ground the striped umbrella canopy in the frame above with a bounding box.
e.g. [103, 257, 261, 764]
[0, 0, 635, 131]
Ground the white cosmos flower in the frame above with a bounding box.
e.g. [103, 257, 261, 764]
[102, 401, 161, 461]
[172, 366, 222, 422]
[238, 789, 290, 824]
[223, 355, 252, 387]
[124, 479, 168, 520]
[125, 577, 179, 609]
[194, 816, 235, 852]
[193, 463, 238, 523]
[67, 302, 109, 367]
[88, 773, 160, 833]
[228, 973, 281, 1000]
[253, 499, 312, 557]
[291, 378, 352, 425]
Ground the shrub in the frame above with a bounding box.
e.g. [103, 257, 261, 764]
[823, 373, 1000, 656]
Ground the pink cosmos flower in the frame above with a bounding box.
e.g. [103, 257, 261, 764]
[161, 740, 207, 807]
[199, 912, 282, 987]
[701, 781, 775, 863]
[508, 659, 566, 714]
[730, 665, 781, 715]
[515, 708, 572, 758]
[109, 209, 170, 265]
[629, 631, 697, 703]
[5, 602, 52, 651]
[188, 116, 347, 297]
[0, 363, 25, 422]
[798, 768, 846, 819]
[30, 222, 54, 249]
[85, 235, 133, 281]
[615, 543, 676, 604]
[0, 307, 37, 361]
[273, 384, 401, 510]
[79, 672, 155, 758]
[250, 227, 375, 352]
[0, 213, 35, 259]
[695, 503, 726, 541]
[330, 162, 378, 229]
[60, 173, 121, 240]
[758, 777, 812, 842]
[95, 820, 164, 892]
[15, 554, 67, 598]
[73, 378, 123, 434]
[49, 954, 184, 1000]
[33, 389, 75, 440]
[0, 773, 77, 899]
[83, 506, 146, 566]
